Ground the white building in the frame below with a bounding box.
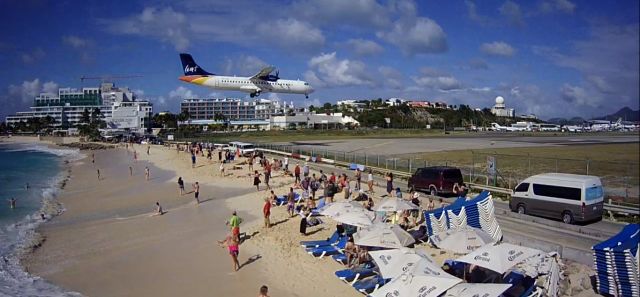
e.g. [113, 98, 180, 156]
[385, 98, 406, 106]
[337, 100, 367, 111]
[270, 112, 359, 130]
[490, 96, 515, 117]
[180, 98, 288, 121]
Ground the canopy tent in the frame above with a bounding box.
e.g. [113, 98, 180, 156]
[456, 243, 542, 274]
[444, 283, 512, 297]
[375, 198, 419, 212]
[370, 258, 462, 297]
[369, 248, 443, 279]
[430, 226, 496, 254]
[353, 222, 414, 248]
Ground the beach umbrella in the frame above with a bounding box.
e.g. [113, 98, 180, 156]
[455, 243, 542, 274]
[353, 222, 414, 248]
[330, 210, 375, 228]
[319, 201, 364, 217]
[375, 198, 419, 212]
[370, 258, 462, 297]
[369, 248, 444, 279]
[444, 283, 512, 297]
[430, 226, 496, 254]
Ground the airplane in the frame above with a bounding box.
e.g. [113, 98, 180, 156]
[178, 53, 314, 99]
[489, 122, 529, 132]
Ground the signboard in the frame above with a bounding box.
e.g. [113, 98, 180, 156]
[167, 135, 174, 141]
[487, 156, 496, 175]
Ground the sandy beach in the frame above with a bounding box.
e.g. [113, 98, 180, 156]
[16, 139, 598, 297]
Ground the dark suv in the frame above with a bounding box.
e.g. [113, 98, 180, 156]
[408, 166, 464, 196]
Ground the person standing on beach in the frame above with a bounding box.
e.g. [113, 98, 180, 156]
[96, 169, 101, 181]
[177, 177, 185, 195]
[92, 153, 95, 164]
[191, 153, 196, 168]
[133, 151, 138, 162]
[253, 171, 262, 191]
[287, 187, 296, 217]
[218, 232, 240, 271]
[145, 167, 150, 181]
[129, 166, 133, 176]
[385, 172, 394, 197]
[294, 163, 301, 185]
[219, 162, 225, 177]
[283, 157, 289, 172]
[367, 169, 374, 194]
[303, 162, 309, 177]
[146, 145, 150, 155]
[263, 197, 271, 228]
[8, 197, 16, 209]
[258, 285, 270, 297]
[193, 182, 200, 204]
[228, 211, 242, 241]
[264, 165, 271, 190]
[218, 150, 222, 162]
[355, 168, 362, 191]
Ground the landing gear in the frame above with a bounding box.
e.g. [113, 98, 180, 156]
[250, 91, 261, 98]
[305, 94, 309, 99]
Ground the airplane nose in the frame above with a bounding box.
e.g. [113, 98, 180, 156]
[307, 86, 315, 93]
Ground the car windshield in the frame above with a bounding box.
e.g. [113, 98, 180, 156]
[585, 186, 603, 201]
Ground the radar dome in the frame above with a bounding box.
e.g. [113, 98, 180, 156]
[495, 96, 505, 104]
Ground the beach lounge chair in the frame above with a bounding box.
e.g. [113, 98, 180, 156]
[300, 231, 341, 248]
[335, 267, 376, 285]
[352, 275, 388, 294]
[332, 254, 348, 265]
[502, 271, 537, 297]
[306, 237, 348, 258]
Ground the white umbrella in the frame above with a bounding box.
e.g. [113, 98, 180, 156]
[353, 223, 414, 248]
[375, 198, 419, 212]
[330, 210, 375, 228]
[456, 243, 542, 274]
[430, 226, 496, 254]
[319, 201, 364, 217]
[444, 283, 512, 297]
[369, 248, 444, 279]
[370, 258, 462, 297]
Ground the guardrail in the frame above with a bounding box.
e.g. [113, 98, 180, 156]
[257, 147, 639, 216]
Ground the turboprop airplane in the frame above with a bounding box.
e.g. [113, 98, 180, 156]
[178, 53, 314, 98]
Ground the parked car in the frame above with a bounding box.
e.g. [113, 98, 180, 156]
[509, 173, 604, 224]
[408, 166, 464, 196]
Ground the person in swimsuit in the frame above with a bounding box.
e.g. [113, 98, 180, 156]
[218, 233, 240, 271]
[144, 167, 150, 181]
[178, 177, 185, 195]
[193, 182, 200, 204]
[427, 198, 435, 211]
[8, 198, 16, 209]
[287, 187, 296, 217]
[367, 169, 374, 194]
[386, 172, 393, 196]
[253, 170, 262, 191]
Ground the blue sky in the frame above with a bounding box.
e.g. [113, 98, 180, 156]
[0, 0, 638, 120]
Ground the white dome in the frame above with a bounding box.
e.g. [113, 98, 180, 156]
[495, 96, 505, 104]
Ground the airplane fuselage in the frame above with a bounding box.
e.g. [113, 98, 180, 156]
[179, 75, 313, 97]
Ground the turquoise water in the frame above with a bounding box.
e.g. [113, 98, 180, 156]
[0, 143, 82, 296]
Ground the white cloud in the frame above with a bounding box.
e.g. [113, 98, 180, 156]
[304, 52, 374, 88]
[303, 98, 321, 108]
[561, 83, 601, 107]
[480, 41, 515, 57]
[469, 58, 489, 69]
[412, 68, 462, 91]
[1, 79, 58, 119]
[499, 1, 524, 27]
[104, 7, 190, 51]
[62, 35, 90, 48]
[257, 18, 325, 51]
[377, 17, 448, 55]
[169, 86, 195, 99]
[465, 0, 491, 26]
[292, 0, 391, 28]
[539, 0, 576, 14]
[378, 66, 403, 89]
[21, 48, 45, 64]
[221, 55, 269, 76]
[42, 81, 59, 94]
[346, 39, 384, 56]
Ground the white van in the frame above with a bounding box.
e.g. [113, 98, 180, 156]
[228, 141, 255, 156]
[509, 173, 604, 224]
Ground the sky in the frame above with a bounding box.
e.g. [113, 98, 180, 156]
[0, 0, 638, 120]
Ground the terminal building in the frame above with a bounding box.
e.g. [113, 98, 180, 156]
[490, 96, 515, 117]
[5, 83, 152, 133]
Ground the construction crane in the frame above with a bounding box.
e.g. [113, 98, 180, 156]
[80, 75, 143, 82]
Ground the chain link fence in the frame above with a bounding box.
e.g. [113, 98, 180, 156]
[255, 143, 639, 203]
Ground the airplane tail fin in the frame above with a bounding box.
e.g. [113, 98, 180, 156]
[179, 53, 214, 76]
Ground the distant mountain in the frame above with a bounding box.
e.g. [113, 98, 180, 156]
[592, 107, 639, 122]
[548, 117, 586, 125]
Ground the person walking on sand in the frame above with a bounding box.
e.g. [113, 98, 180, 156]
[253, 170, 262, 191]
[146, 145, 150, 155]
[96, 169, 101, 181]
[264, 166, 271, 190]
[219, 162, 225, 177]
[303, 162, 309, 177]
[283, 157, 289, 172]
[177, 177, 185, 195]
[263, 197, 271, 228]
[287, 187, 296, 217]
[193, 182, 201, 204]
[367, 169, 374, 194]
[355, 168, 362, 191]
[8, 197, 16, 209]
[218, 232, 240, 271]
[145, 167, 150, 181]
[385, 172, 394, 197]
[294, 163, 301, 185]
[92, 153, 95, 164]
[129, 166, 133, 177]
[133, 151, 138, 162]
[258, 285, 270, 297]
[227, 211, 242, 241]
[191, 153, 196, 168]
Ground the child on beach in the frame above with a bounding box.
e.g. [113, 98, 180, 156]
[155, 202, 165, 215]
[144, 167, 150, 181]
[218, 232, 240, 271]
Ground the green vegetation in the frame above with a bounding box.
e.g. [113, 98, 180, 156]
[77, 108, 106, 140]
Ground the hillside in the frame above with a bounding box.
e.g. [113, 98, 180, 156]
[592, 107, 639, 122]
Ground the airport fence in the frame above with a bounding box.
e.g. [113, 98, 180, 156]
[254, 143, 640, 203]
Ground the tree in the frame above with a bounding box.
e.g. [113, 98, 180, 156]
[80, 108, 90, 125]
[177, 110, 190, 122]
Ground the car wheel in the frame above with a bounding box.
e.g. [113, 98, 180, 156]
[517, 204, 526, 214]
[429, 188, 437, 196]
[562, 211, 574, 224]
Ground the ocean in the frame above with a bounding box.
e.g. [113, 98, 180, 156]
[0, 142, 83, 297]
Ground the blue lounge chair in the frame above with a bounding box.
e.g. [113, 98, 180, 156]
[502, 271, 536, 297]
[300, 231, 341, 248]
[306, 237, 348, 258]
[353, 275, 388, 294]
[332, 254, 348, 265]
[335, 267, 376, 285]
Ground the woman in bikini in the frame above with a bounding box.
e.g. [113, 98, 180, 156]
[218, 233, 241, 271]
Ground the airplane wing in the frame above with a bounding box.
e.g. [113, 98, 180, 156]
[250, 66, 276, 79]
